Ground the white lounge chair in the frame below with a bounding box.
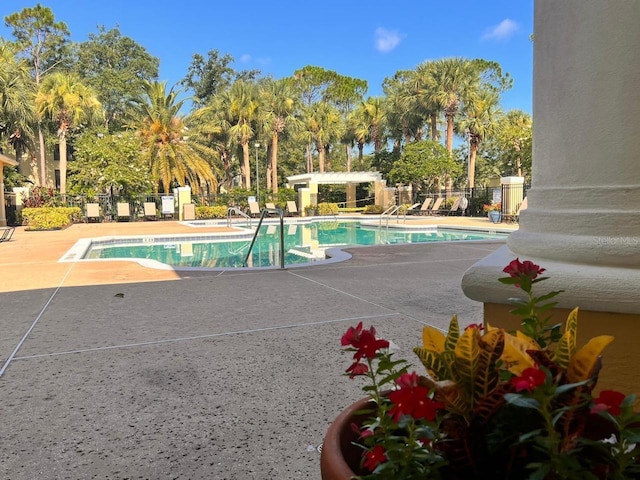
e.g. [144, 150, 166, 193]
[86, 203, 102, 223]
[248, 201, 261, 217]
[286, 201, 299, 216]
[143, 202, 157, 221]
[116, 202, 131, 222]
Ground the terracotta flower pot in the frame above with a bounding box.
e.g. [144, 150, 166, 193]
[320, 396, 372, 480]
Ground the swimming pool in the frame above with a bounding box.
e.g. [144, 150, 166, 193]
[78, 220, 508, 269]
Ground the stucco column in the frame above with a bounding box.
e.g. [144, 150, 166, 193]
[462, 0, 640, 394]
[346, 183, 356, 208]
[509, 0, 640, 268]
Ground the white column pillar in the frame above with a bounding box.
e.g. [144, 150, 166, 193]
[463, 0, 640, 314]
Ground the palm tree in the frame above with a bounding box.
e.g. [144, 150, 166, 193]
[126, 80, 219, 194]
[458, 90, 502, 189]
[303, 102, 343, 172]
[360, 97, 387, 154]
[347, 105, 370, 169]
[258, 78, 300, 194]
[222, 81, 259, 189]
[426, 58, 476, 155]
[383, 72, 428, 150]
[0, 41, 35, 167]
[35, 72, 101, 194]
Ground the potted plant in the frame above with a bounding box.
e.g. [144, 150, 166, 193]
[305, 204, 317, 217]
[483, 203, 502, 223]
[321, 259, 640, 479]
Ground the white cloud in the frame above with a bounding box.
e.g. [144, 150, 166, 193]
[374, 27, 404, 53]
[240, 54, 252, 63]
[482, 19, 519, 41]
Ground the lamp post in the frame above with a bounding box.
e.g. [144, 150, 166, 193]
[254, 142, 260, 204]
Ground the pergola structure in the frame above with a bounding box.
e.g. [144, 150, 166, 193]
[0, 153, 19, 227]
[285, 171, 392, 213]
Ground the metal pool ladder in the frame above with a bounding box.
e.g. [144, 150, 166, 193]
[243, 208, 286, 268]
[227, 207, 252, 228]
[379, 205, 406, 228]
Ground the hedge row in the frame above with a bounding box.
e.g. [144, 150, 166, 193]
[317, 202, 339, 215]
[195, 205, 228, 219]
[22, 207, 83, 230]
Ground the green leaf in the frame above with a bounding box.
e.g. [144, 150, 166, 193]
[504, 393, 541, 410]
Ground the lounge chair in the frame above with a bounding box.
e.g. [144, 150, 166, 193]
[286, 201, 299, 216]
[116, 202, 131, 222]
[405, 202, 422, 215]
[248, 201, 261, 217]
[0, 226, 15, 243]
[426, 197, 444, 215]
[416, 198, 433, 216]
[85, 203, 102, 223]
[503, 197, 528, 224]
[265, 202, 276, 210]
[143, 202, 158, 221]
[439, 197, 462, 216]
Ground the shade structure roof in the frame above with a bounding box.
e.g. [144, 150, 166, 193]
[286, 171, 382, 186]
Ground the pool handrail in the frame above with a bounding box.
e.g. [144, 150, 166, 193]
[227, 207, 252, 228]
[380, 205, 403, 228]
[243, 208, 285, 269]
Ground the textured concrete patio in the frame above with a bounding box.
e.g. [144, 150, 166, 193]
[0, 218, 509, 479]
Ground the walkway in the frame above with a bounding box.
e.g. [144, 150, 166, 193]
[0, 217, 510, 479]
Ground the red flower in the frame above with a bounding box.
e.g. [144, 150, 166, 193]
[341, 322, 365, 347]
[363, 445, 387, 472]
[510, 367, 546, 392]
[345, 361, 368, 378]
[503, 258, 546, 280]
[591, 390, 626, 415]
[389, 372, 444, 422]
[341, 323, 389, 360]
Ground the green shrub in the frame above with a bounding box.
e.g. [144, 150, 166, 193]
[195, 205, 228, 219]
[318, 202, 339, 215]
[363, 204, 384, 214]
[276, 188, 297, 205]
[397, 203, 413, 214]
[22, 206, 81, 230]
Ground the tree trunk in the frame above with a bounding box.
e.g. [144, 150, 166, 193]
[242, 142, 251, 189]
[222, 151, 233, 191]
[306, 143, 313, 173]
[445, 115, 454, 154]
[345, 144, 351, 173]
[358, 143, 364, 169]
[271, 133, 279, 194]
[325, 144, 331, 172]
[59, 131, 67, 195]
[468, 141, 478, 189]
[317, 142, 325, 173]
[430, 113, 439, 141]
[38, 126, 46, 186]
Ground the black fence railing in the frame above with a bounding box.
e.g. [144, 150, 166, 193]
[6, 183, 530, 225]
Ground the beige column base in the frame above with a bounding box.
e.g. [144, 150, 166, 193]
[463, 245, 640, 396]
[484, 303, 640, 397]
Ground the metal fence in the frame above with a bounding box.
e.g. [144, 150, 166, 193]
[6, 183, 530, 224]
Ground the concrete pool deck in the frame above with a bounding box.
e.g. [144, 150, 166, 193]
[0, 216, 514, 479]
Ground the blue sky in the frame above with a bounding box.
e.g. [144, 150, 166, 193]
[1, 1, 533, 114]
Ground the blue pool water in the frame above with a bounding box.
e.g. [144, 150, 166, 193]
[83, 221, 508, 269]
